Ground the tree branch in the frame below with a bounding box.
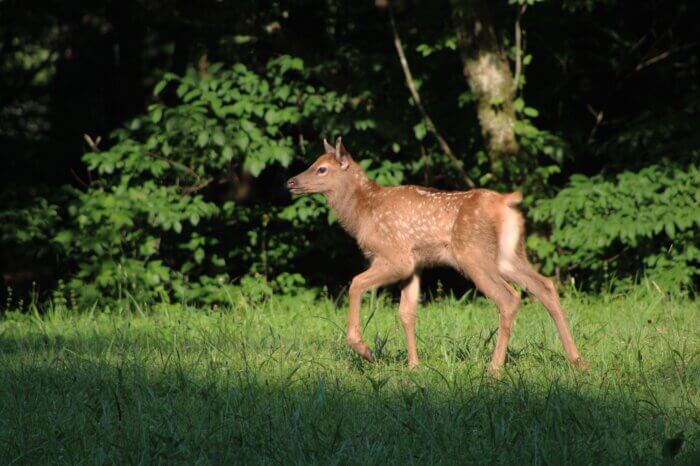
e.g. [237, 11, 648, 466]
[512, 4, 527, 93]
[388, 7, 475, 188]
[145, 151, 199, 179]
[83, 133, 102, 151]
[85, 133, 214, 195]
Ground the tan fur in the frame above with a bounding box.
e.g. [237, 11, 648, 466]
[288, 139, 587, 374]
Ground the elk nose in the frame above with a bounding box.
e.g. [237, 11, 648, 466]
[286, 177, 297, 188]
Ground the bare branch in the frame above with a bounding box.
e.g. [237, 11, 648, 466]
[586, 40, 698, 144]
[84, 133, 213, 195]
[69, 169, 90, 190]
[586, 104, 605, 143]
[145, 152, 214, 194]
[145, 151, 199, 179]
[632, 41, 698, 74]
[512, 4, 527, 93]
[181, 178, 214, 195]
[388, 6, 475, 188]
[83, 134, 102, 151]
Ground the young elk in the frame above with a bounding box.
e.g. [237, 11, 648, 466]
[287, 138, 588, 374]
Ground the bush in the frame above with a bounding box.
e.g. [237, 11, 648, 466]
[6, 57, 347, 305]
[529, 164, 700, 292]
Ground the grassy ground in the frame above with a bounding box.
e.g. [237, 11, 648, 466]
[0, 289, 698, 465]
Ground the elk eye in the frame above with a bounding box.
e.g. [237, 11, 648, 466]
[316, 166, 327, 174]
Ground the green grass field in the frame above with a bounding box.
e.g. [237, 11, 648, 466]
[1, 289, 698, 464]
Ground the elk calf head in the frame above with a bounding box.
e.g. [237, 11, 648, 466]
[287, 138, 353, 195]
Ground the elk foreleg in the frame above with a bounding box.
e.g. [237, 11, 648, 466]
[347, 257, 412, 362]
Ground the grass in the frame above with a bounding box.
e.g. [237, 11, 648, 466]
[0, 288, 699, 465]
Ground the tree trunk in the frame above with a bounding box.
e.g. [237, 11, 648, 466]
[450, 0, 518, 177]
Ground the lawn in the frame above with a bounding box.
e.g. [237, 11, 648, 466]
[0, 289, 698, 464]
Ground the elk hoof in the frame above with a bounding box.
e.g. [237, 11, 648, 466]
[573, 357, 589, 374]
[348, 338, 373, 362]
[487, 364, 503, 379]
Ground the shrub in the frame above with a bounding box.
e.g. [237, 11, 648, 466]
[529, 164, 700, 292]
[41, 57, 344, 304]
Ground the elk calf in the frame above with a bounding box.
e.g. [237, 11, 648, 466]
[287, 138, 587, 374]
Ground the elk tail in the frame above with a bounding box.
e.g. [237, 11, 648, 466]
[502, 191, 523, 207]
[497, 192, 524, 274]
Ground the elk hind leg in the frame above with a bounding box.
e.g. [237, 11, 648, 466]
[397, 274, 420, 369]
[501, 255, 588, 372]
[459, 257, 521, 375]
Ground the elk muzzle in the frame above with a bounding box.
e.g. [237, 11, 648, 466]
[287, 177, 305, 194]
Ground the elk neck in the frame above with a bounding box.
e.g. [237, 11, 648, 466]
[326, 168, 379, 238]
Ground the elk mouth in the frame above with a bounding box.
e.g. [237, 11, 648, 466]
[288, 186, 309, 194]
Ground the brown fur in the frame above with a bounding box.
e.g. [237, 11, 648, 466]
[288, 138, 587, 374]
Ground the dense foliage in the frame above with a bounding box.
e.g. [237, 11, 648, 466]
[530, 165, 700, 291]
[1, 0, 698, 302]
[3, 57, 349, 303]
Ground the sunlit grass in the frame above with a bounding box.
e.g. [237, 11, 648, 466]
[0, 289, 698, 464]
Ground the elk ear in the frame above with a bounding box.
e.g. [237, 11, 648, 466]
[323, 138, 335, 154]
[335, 137, 350, 170]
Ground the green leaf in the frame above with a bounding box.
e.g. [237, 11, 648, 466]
[55, 230, 73, 245]
[153, 80, 168, 96]
[162, 140, 171, 156]
[664, 222, 675, 238]
[490, 96, 504, 106]
[183, 88, 201, 102]
[197, 131, 209, 147]
[151, 107, 163, 124]
[514, 98, 525, 112]
[233, 132, 250, 151]
[264, 109, 278, 125]
[413, 122, 427, 141]
[245, 156, 266, 177]
[212, 130, 226, 146]
[275, 85, 291, 101]
[416, 44, 433, 57]
[524, 107, 539, 117]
